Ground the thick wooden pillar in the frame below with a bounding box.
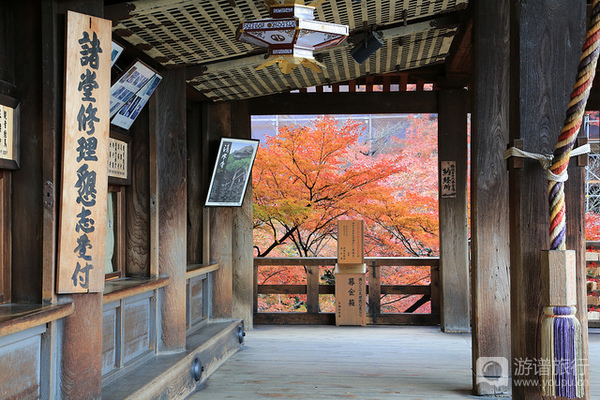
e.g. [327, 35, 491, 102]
[209, 102, 233, 319]
[150, 68, 187, 352]
[508, 1, 589, 399]
[471, 0, 511, 395]
[231, 100, 254, 329]
[438, 88, 470, 332]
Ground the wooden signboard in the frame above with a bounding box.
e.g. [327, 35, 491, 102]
[337, 220, 364, 264]
[335, 273, 366, 326]
[57, 11, 111, 293]
[441, 160, 457, 198]
[0, 94, 20, 170]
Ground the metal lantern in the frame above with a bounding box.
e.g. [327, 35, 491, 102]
[236, 0, 349, 74]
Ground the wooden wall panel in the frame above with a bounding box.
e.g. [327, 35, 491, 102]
[101, 307, 117, 375]
[11, 0, 43, 303]
[122, 297, 150, 363]
[471, 0, 511, 395]
[127, 106, 150, 276]
[508, 1, 588, 399]
[187, 102, 203, 264]
[0, 326, 45, 399]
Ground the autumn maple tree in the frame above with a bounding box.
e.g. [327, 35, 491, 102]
[252, 114, 441, 313]
[253, 115, 404, 258]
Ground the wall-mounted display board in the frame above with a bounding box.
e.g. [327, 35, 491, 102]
[111, 41, 124, 67]
[205, 138, 259, 207]
[108, 130, 131, 185]
[0, 94, 19, 170]
[57, 10, 111, 293]
[109, 60, 161, 130]
[111, 73, 161, 130]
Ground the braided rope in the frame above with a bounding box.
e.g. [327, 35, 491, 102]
[549, 0, 600, 250]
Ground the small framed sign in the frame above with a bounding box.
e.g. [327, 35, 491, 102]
[441, 160, 457, 198]
[108, 130, 131, 185]
[205, 138, 259, 207]
[0, 94, 20, 170]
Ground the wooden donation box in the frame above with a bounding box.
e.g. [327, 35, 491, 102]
[336, 220, 366, 326]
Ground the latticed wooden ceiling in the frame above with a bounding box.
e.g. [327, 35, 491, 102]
[109, 0, 470, 102]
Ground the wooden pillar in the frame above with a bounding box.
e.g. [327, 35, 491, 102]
[438, 88, 470, 332]
[42, 2, 104, 398]
[61, 293, 103, 398]
[508, 1, 589, 399]
[150, 68, 187, 352]
[471, 0, 511, 395]
[231, 100, 254, 328]
[209, 102, 233, 319]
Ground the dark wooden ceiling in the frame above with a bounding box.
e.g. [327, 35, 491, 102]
[106, 0, 472, 102]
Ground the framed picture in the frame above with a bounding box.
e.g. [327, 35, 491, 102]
[108, 130, 132, 185]
[205, 138, 260, 207]
[0, 94, 20, 170]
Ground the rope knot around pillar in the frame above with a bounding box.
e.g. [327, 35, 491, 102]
[503, 143, 590, 183]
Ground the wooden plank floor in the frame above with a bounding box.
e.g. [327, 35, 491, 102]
[187, 325, 600, 399]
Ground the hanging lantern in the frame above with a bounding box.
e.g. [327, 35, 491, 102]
[236, 0, 349, 74]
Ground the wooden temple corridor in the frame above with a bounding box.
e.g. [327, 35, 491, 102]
[186, 326, 600, 400]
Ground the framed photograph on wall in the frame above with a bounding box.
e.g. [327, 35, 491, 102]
[205, 138, 260, 207]
[0, 94, 20, 170]
[108, 130, 132, 185]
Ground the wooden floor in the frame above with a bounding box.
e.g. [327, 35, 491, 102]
[187, 325, 600, 399]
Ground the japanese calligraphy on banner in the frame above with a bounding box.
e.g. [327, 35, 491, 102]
[57, 11, 111, 293]
[440, 161, 457, 199]
[108, 137, 128, 180]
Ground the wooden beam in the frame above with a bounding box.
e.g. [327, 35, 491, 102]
[253, 257, 439, 267]
[438, 88, 470, 333]
[152, 68, 188, 352]
[41, 0, 58, 303]
[231, 100, 254, 329]
[187, 101, 203, 265]
[209, 102, 233, 319]
[445, 12, 472, 79]
[249, 92, 438, 115]
[508, 1, 589, 399]
[471, 0, 511, 395]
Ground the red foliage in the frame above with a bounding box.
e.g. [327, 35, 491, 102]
[586, 212, 600, 240]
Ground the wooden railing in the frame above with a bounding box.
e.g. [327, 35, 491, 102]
[253, 257, 440, 325]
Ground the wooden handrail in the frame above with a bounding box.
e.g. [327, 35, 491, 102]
[254, 257, 440, 267]
[253, 257, 440, 325]
[186, 263, 219, 279]
[0, 302, 74, 338]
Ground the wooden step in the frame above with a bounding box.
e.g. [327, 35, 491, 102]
[102, 319, 244, 399]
